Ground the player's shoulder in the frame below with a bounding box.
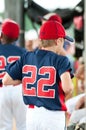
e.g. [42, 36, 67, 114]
[21, 49, 37, 60]
[11, 44, 27, 53]
[50, 51, 68, 60]
[0, 44, 8, 51]
[0, 43, 4, 48]
[51, 53, 70, 67]
[58, 54, 70, 63]
[22, 49, 33, 57]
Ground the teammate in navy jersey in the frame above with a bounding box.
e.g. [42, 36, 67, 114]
[0, 19, 26, 130]
[3, 21, 74, 130]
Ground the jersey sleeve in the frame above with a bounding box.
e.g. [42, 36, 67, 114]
[6, 56, 23, 80]
[57, 56, 74, 78]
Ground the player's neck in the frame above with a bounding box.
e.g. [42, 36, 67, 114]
[41, 46, 56, 53]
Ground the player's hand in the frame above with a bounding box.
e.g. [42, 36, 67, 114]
[13, 80, 22, 86]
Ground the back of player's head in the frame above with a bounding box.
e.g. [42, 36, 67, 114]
[1, 19, 20, 39]
[39, 21, 74, 42]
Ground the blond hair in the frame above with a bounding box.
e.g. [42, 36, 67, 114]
[41, 39, 56, 48]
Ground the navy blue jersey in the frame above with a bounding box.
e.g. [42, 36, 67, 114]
[0, 43, 26, 83]
[6, 48, 73, 111]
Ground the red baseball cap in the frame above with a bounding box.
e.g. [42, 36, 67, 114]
[1, 19, 20, 39]
[48, 14, 62, 24]
[39, 21, 74, 42]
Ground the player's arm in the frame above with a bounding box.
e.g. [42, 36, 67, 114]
[2, 72, 22, 86]
[60, 71, 74, 95]
[75, 95, 85, 110]
[75, 64, 84, 80]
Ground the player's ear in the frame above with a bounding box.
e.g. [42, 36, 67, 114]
[55, 38, 62, 45]
[57, 38, 63, 42]
[57, 38, 64, 46]
[0, 32, 3, 42]
[0, 32, 3, 38]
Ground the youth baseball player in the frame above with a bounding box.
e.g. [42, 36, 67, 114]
[0, 19, 27, 130]
[40, 13, 74, 57]
[3, 21, 74, 130]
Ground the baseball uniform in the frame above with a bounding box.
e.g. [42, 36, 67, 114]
[5, 48, 73, 130]
[0, 18, 27, 130]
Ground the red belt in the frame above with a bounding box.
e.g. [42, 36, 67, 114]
[28, 105, 34, 108]
[0, 84, 2, 87]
